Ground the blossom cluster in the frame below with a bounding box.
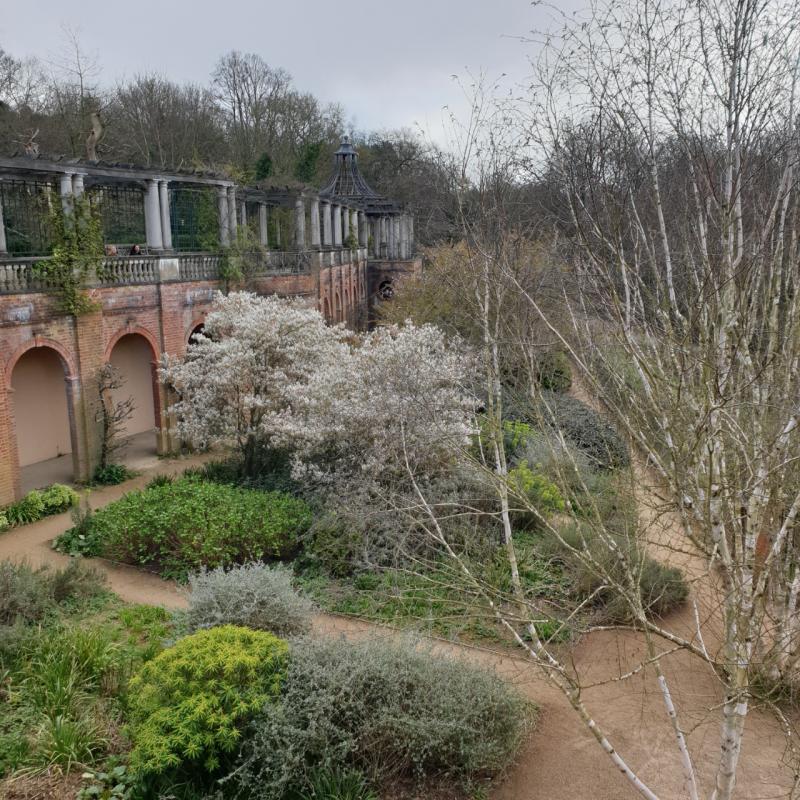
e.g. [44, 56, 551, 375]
[163, 292, 476, 490]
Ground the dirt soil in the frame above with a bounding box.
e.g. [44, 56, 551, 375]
[0, 436, 796, 799]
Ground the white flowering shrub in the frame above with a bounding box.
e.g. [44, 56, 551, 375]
[165, 293, 476, 497]
[286, 322, 477, 491]
[162, 292, 350, 475]
[184, 563, 314, 637]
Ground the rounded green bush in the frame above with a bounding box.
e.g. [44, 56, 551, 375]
[55, 477, 312, 580]
[234, 636, 532, 798]
[40, 483, 79, 514]
[5, 490, 45, 526]
[508, 460, 565, 528]
[127, 625, 288, 781]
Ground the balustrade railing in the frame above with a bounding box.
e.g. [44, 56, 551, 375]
[178, 253, 222, 281]
[261, 250, 312, 275]
[98, 255, 159, 285]
[0, 257, 57, 293]
[0, 247, 334, 294]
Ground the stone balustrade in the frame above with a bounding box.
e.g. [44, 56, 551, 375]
[0, 246, 370, 295]
[0, 257, 58, 294]
[98, 255, 160, 285]
[178, 253, 223, 281]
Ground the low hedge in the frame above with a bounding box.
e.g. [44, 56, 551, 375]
[54, 477, 311, 580]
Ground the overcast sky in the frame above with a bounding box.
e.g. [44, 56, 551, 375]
[0, 0, 580, 143]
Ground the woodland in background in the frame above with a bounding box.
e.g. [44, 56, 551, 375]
[0, 38, 459, 245]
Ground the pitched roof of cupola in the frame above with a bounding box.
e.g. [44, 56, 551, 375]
[320, 137, 382, 200]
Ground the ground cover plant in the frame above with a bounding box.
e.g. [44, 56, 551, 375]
[0, 484, 79, 531]
[53, 476, 312, 581]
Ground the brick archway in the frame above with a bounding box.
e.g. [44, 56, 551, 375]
[5, 336, 77, 388]
[6, 340, 80, 493]
[105, 328, 163, 451]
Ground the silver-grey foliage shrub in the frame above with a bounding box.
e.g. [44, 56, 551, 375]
[230, 635, 533, 799]
[184, 562, 314, 637]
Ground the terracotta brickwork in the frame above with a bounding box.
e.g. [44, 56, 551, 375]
[0, 261, 368, 504]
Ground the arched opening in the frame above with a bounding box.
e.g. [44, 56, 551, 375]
[108, 333, 160, 469]
[334, 292, 342, 323]
[189, 323, 205, 344]
[11, 346, 76, 492]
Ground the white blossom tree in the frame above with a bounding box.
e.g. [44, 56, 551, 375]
[162, 292, 349, 475]
[284, 321, 476, 491]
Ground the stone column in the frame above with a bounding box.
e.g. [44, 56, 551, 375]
[322, 201, 332, 246]
[350, 210, 359, 249]
[145, 179, 163, 250]
[258, 204, 269, 247]
[59, 173, 74, 217]
[218, 186, 230, 247]
[158, 180, 172, 250]
[0, 189, 7, 254]
[333, 204, 342, 246]
[342, 205, 350, 243]
[399, 216, 408, 259]
[373, 217, 381, 258]
[408, 215, 415, 254]
[358, 211, 367, 248]
[294, 197, 306, 249]
[386, 216, 395, 259]
[310, 199, 321, 248]
[227, 187, 237, 242]
[239, 200, 247, 228]
[71, 173, 85, 198]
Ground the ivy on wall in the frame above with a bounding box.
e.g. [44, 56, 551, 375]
[32, 196, 106, 316]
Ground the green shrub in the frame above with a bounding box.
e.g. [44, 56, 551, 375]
[537, 523, 688, 623]
[2, 485, 79, 529]
[507, 460, 565, 528]
[41, 483, 79, 514]
[535, 350, 572, 393]
[185, 563, 314, 637]
[305, 513, 366, 578]
[233, 636, 532, 799]
[4, 489, 45, 526]
[54, 478, 311, 580]
[296, 767, 377, 800]
[536, 391, 630, 470]
[127, 625, 288, 784]
[0, 559, 105, 627]
[502, 420, 533, 454]
[92, 464, 131, 486]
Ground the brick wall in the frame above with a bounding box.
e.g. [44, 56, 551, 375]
[0, 254, 397, 505]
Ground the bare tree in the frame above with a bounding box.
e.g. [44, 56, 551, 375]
[96, 363, 135, 470]
[497, 0, 800, 796]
